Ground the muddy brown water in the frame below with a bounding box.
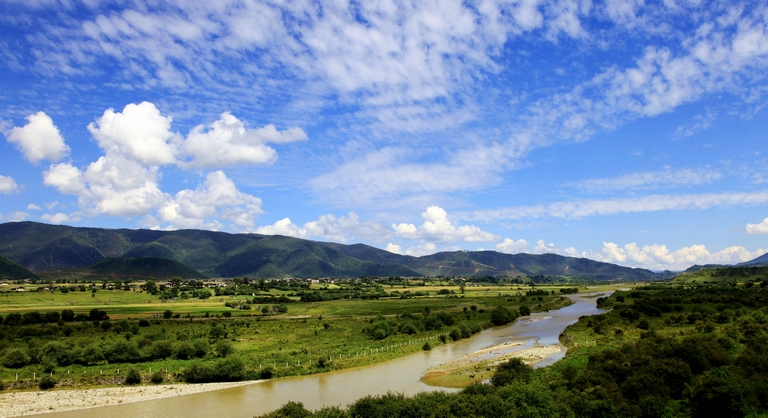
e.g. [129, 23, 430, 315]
[32, 293, 607, 418]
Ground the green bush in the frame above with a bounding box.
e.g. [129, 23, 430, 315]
[38, 375, 57, 390]
[519, 305, 531, 316]
[2, 349, 30, 368]
[125, 368, 141, 385]
[491, 357, 532, 387]
[150, 370, 164, 384]
[422, 342, 432, 351]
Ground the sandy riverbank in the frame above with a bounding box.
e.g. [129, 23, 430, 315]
[421, 342, 563, 388]
[0, 380, 260, 417]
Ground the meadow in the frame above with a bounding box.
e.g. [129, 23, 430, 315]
[0, 278, 575, 390]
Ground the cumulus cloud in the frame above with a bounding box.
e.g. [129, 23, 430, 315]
[0, 175, 19, 194]
[746, 217, 768, 234]
[471, 190, 768, 221]
[0, 212, 29, 222]
[571, 167, 722, 192]
[37, 103, 303, 229]
[393, 242, 439, 257]
[256, 212, 390, 243]
[153, 171, 263, 230]
[26, 204, 41, 210]
[88, 102, 177, 166]
[495, 238, 529, 254]
[5, 112, 69, 163]
[590, 242, 767, 271]
[41, 212, 76, 224]
[181, 112, 306, 169]
[393, 206, 500, 244]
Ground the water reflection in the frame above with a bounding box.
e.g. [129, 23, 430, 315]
[32, 293, 607, 418]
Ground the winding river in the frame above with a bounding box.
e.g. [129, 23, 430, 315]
[33, 293, 607, 418]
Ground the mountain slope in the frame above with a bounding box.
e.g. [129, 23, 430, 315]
[738, 253, 768, 267]
[0, 221, 660, 280]
[86, 257, 208, 280]
[0, 255, 38, 280]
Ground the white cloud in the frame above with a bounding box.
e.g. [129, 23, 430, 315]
[256, 212, 390, 243]
[495, 238, 529, 254]
[43, 163, 85, 195]
[0, 212, 29, 222]
[256, 218, 306, 238]
[471, 190, 768, 221]
[399, 242, 438, 257]
[746, 217, 768, 234]
[26, 204, 41, 210]
[572, 167, 722, 192]
[88, 102, 177, 166]
[41, 212, 75, 224]
[0, 175, 19, 194]
[590, 242, 767, 271]
[385, 243, 403, 255]
[153, 171, 263, 230]
[393, 206, 500, 244]
[181, 112, 306, 169]
[5, 112, 69, 163]
[310, 144, 508, 208]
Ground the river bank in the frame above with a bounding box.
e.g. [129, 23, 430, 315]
[420, 341, 562, 387]
[0, 381, 259, 417]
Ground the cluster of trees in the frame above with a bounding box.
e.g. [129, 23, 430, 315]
[1, 308, 108, 326]
[261, 285, 768, 418]
[362, 309, 487, 341]
[298, 290, 388, 302]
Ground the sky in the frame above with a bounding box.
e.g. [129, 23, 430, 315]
[1, 0, 767, 271]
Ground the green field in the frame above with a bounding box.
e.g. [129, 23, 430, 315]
[0, 280, 574, 390]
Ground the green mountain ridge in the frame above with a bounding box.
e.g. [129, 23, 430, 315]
[0, 221, 679, 280]
[0, 255, 38, 280]
[85, 257, 208, 280]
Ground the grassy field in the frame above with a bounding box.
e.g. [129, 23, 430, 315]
[0, 282, 577, 390]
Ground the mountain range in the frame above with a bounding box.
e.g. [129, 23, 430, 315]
[0, 221, 729, 280]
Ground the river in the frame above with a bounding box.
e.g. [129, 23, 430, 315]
[32, 293, 607, 418]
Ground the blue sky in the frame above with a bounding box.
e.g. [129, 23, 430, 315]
[1, 0, 767, 271]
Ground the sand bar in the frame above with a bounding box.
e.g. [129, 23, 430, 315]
[0, 380, 259, 417]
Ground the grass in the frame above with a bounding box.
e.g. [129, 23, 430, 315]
[0, 284, 575, 390]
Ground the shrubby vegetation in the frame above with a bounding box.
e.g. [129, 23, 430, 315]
[260, 284, 768, 418]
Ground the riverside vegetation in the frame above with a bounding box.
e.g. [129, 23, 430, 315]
[0, 276, 573, 391]
[259, 280, 768, 418]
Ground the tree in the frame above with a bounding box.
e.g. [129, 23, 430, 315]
[163, 309, 173, 319]
[491, 357, 532, 387]
[142, 279, 158, 295]
[519, 305, 531, 316]
[60, 309, 75, 322]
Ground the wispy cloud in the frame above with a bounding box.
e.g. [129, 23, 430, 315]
[470, 190, 768, 221]
[569, 167, 722, 192]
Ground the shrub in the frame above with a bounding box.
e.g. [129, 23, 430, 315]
[422, 342, 432, 351]
[491, 358, 532, 387]
[192, 339, 210, 358]
[519, 306, 531, 316]
[41, 341, 71, 366]
[259, 368, 274, 379]
[163, 310, 173, 319]
[2, 349, 30, 368]
[449, 328, 462, 341]
[138, 319, 150, 327]
[125, 368, 141, 385]
[174, 341, 196, 360]
[150, 340, 174, 360]
[215, 340, 234, 357]
[38, 375, 57, 390]
[150, 371, 164, 384]
[490, 306, 517, 326]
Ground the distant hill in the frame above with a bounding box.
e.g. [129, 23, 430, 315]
[86, 257, 207, 280]
[320, 244, 658, 280]
[683, 264, 730, 273]
[673, 265, 768, 283]
[0, 222, 422, 278]
[738, 253, 768, 267]
[0, 221, 661, 280]
[0, 255, 38, 280]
